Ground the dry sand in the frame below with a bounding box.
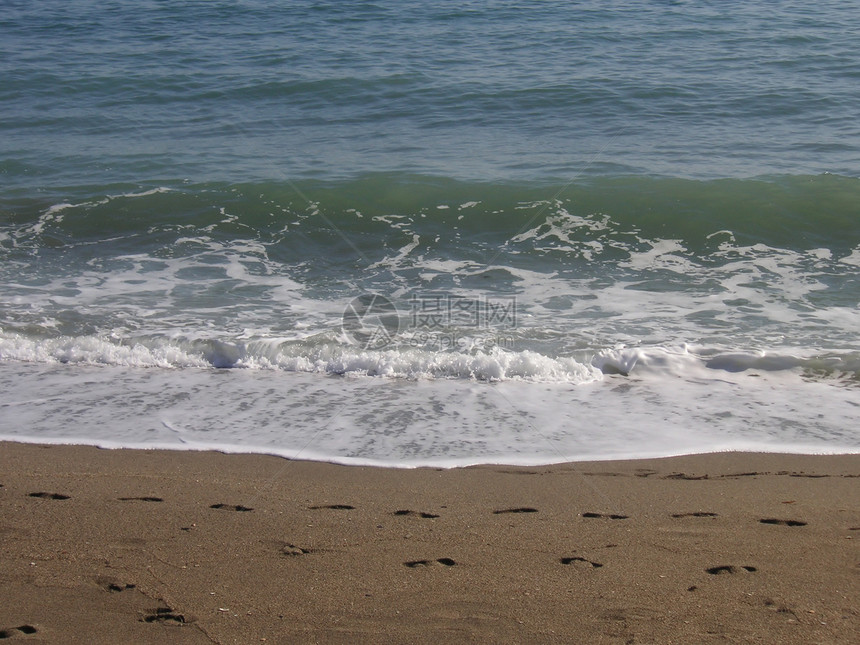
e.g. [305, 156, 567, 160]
[1, 441, 858, 644]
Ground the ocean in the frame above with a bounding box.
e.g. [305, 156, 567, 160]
[1, 0, 858, 466]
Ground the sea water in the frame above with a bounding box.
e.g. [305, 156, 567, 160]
[1, 1, 858, 465]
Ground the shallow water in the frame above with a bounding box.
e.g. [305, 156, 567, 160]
[2, 1, 858, 464]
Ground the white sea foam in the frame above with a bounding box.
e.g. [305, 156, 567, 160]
[368, 234, 421, 270]
[108, 187, 172, 199]
[31, 188, 172, 236]
[839, 247, 860, 266]
[1, 358, 856, 467]
[0, 333, 211, 368]
[0, 331, 603, 383]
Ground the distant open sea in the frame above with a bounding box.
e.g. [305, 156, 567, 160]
[1, 0, 858, 466]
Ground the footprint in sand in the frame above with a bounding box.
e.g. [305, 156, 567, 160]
[582, 512, 628, 520]
[394, 510, 439, 518]
[493, 507, 538, 514]
[706, 565, 757, 575]
[0, 625, 38, 638]
[96, 576, 136, 593]
[664, 473, 709, 480]
[404, 558, 457, 568]
[671, 512, 718, 518]
[281, 543, 313, 557]
[28, 492, 70, 500]
[209, 503, 253, 512]
[141, 608, 191, 624]
[759, 518, 807, 527]
[561, 556, 603, 569]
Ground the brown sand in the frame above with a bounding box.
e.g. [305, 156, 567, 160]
[0, 442, 858, 644]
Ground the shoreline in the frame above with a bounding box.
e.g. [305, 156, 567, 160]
[3, 433, 858, 470]
[1, 441, 858, 643]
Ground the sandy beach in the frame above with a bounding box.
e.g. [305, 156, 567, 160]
[0, 442, 857, 643]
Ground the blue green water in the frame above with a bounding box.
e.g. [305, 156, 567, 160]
[1, 1, 858, 465]
[3, 0, 859, 184]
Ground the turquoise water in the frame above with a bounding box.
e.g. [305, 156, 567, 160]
[1, 1, 858, 464]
